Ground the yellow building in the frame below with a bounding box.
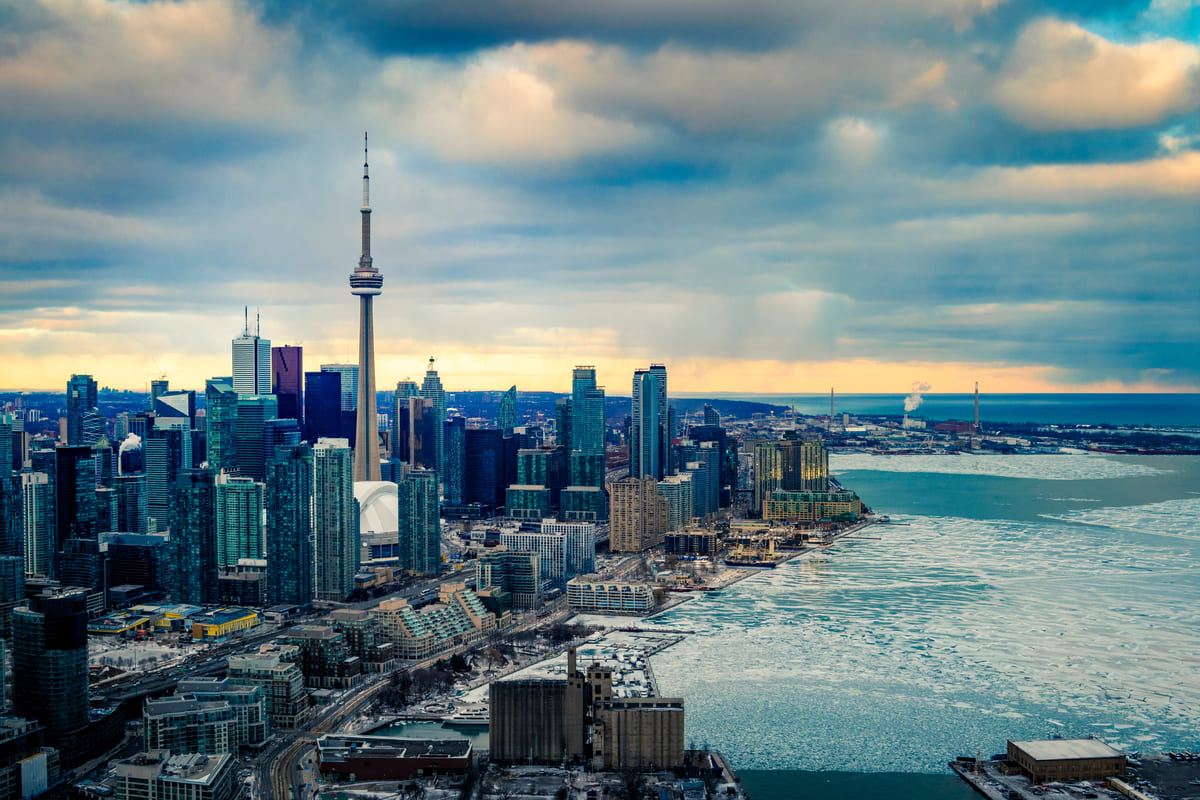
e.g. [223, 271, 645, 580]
[190, 608, 261, 641]
[610, 476, 668, 553]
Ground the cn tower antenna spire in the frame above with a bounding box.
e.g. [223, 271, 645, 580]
[350, 132, 383, 482]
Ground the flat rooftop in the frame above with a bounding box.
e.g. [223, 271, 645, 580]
[1011, 739, 1124, 761]
[317, 735, 471, 759]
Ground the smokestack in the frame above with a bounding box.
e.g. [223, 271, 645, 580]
[974, 381, 979, 433]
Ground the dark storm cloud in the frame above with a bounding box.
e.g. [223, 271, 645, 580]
[0, 0, 1197, 390]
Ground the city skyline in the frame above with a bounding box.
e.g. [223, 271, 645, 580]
[1, 0, 1199, 394]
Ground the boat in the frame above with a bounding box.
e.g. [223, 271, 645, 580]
[443, 708, 490, 726]
[722, 559, 777, 568]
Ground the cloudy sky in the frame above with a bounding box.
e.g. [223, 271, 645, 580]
[1, 0, 1198, 394]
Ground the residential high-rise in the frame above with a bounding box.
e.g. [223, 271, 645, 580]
[630, 365, 669, 481]
[421, 358, 446, 480]
[271, 345, 304, 422]
[54, 446, 97, 546]
[0, 468, 20, 558]
[314, 438, 358, 601]
[265, 444, 314, 607]
[678, 439, 719, 519]
[350, 135, 383, 483]
[21, 472, 55, 577]
[232, 309, 271, 398]
[65, 375, 98, 446]
[463, 428, 505, 509]
[569, 367, 605, 490]
[539, 519, 596, 577]
[443, 416, 465, 506]
[610, 476, 667, 553]
[499, 530, 567, 590]
[215, 473, 264, 567]
[703, 404, 720, 427]
[657, 473, 694, 531]
[204, 379, 238, 472]
[397, 469, 439, 576]
[145, 424, 190, 532]
[304, 371, 341, 443]
[263, 418, 301, 462]
[234, 395, 278, 482]
[497, 385, 516, 434]
[170, 468, 219, 605]
[113, 474, 148, 534]
[753, 439, 829, 515]
[12, 589, 89, 744]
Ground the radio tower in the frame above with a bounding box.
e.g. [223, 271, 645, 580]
[351, 132, 383, 482]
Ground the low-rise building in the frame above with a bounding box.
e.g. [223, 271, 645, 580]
[142, 699, 234, 755]
[189, 607, 260, 641]
[176, 678, 269, 749]
[371, 584, 500, 660]
[316, 736, 471, 781]
[113, 751, 234, 800]
[1007, 739, 1126, 784]
[566, 577, 655, 614]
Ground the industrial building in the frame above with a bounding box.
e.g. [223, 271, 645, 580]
[490, 649, 684, 769]
[1006, 739, 1126, 784]
[316, 736, 471, 781]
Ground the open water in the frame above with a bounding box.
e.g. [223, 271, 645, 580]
[652, 454, 1200, 797]
[675, 393, 1199, 427]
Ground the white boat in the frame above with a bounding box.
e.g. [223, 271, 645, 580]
[443, 708, 490, 726]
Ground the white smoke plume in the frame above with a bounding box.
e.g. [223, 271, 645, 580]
[118, 433, 142, 454]
[904, 382, 931, 413]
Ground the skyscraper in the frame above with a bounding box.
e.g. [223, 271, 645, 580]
[703, 404, 720, 427]
[421, 358, 446, 481]
[215, 473, 264, 567]
[21, 472, 54, 577]
[271, 345, 304, 422]
[0, 468, 20, 559]
[65, 374, 98, 446]
[113, 473, 148, 534]
[396, 469, 439, 576]
[313, 438, 357, 601]
[54, 446, 97, 546]
[630, 364, 669, 481]
[443, 416, 465, 507]
[320, 365, 359, 414]
[205, 379, 239, 471]
[170, 468, 219, 605]
[610, 476, 668, 553]
[234, 395, 278, 482]
[569, 367, 605, 489]
[232, 309, 271, 398]
[304, 371, 342, 443]
[497, 385, 516, 434]
[12, 589, 89, 745]
[265, 445, 314, 607]
[350, 133, 383, 482]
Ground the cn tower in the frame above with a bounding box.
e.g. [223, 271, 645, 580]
[350, 132, 383, 481]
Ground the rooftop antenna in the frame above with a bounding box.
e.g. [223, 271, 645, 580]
[256, 308, 260, 337]
[243, 306, 249, 336]
[830, 387, 835, 430]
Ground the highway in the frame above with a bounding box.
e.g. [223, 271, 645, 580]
[263, 603, 571, 800]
